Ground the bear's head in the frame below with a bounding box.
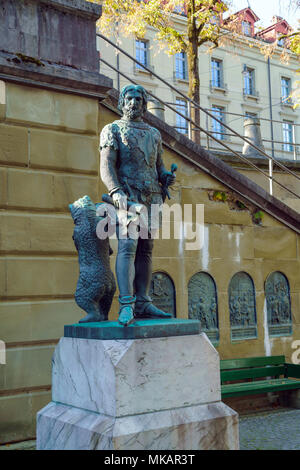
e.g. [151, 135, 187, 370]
[69, 195, 97, 225]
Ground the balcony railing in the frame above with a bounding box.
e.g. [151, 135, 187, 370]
[281, 97, 294, 108]
[134, 63, 154, 74]
[209, 80, 228, 92]
[173, 70, 189, 82]
[97, 32, 300, 202]
[243, 88, 259, 99]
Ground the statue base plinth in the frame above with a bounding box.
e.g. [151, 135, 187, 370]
[37, 321, 239, 450]
[37, 400, 238, 450]
[64, 318, 200, 340]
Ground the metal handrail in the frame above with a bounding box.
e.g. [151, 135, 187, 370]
[97, 33, 300, 199]
[100, 56, 300, 200]
[192, 106, 300, 127]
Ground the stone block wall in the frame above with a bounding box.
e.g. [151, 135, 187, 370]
[0, 80, 100, 443]
[1, 0, 100, 72]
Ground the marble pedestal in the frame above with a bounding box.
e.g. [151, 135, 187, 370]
[36, 321, 239, 450]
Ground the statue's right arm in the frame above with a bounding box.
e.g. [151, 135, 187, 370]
[100, 147, 126, 209]
[100, 146, 121, 194]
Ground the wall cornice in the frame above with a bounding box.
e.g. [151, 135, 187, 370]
[0, 51, 112, 100]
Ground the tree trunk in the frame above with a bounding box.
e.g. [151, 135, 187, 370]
[187, 0, 201, 144]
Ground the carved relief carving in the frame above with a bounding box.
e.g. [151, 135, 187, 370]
[229, 272, 257, 340]
[149, 272, 176, 317]
[265, 272, 292, 336]
[188, 272, 219, 342]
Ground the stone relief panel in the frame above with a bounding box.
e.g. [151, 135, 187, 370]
[188, 272, 219, 342]
[265, 272, 292, 336]
[149, 272, 176, 317]
[228, 272, 257, 340]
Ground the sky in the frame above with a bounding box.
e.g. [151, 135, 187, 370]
[230, 0, 300, 29]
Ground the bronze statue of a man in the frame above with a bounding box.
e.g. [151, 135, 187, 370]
[100, 84, 175, 326]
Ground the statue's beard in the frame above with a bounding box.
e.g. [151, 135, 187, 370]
[123, 107, 143, 120]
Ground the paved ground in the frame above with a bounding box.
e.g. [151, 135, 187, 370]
[239, 408, 300, 450]
[1, 408, 300, 450]
[0, 440, 36, 450]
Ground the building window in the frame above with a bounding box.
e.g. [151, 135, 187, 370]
[212, 105, 226, 140]
[242, 21, 252, 36]
[281, 77, 291, 104]
[282, 121, 293, 152]
[210, 13, 220, 25]
[277, 34, 285, 47]
[174, 4, 183, 14]
[136, 39, 148, 69]
[243, 67, 255, 96]
[211, 59, 223, 88]
[175, 98, 189, 134]
[175, 52, 187, 80]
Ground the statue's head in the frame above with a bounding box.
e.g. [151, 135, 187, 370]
[118, 84, 148, 120]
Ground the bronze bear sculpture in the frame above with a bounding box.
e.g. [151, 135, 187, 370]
[69, 195, 116, 323]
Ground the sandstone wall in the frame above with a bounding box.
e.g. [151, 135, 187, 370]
[0, 81, 100, 442]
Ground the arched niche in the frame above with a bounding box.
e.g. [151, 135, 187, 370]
[228, 271, 257, 340]
[149, 272, 176, 317]
[188, 272, 219, 343]
[265, 271, 292, 336]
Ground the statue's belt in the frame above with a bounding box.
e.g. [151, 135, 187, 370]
[120, 178, 162, 196]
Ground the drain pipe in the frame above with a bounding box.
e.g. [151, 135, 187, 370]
[267, 57, 275, 195]
[116, 52, 120, 92]
[116, 22, 120, 92]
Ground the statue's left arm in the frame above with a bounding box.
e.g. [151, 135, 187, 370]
[156, 131, 176, 187]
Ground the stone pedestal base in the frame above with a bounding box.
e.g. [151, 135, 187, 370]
[37, 400, 237, 450]
[37, 321, 239, 450]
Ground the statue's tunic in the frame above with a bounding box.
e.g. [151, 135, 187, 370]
[100, 119, 168, 215]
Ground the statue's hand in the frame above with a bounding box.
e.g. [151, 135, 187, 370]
[112, 190, 127, 210]
[163, 171, 176, 187]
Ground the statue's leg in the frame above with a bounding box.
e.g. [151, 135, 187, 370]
[134, 237, 154, 301]
[134, 238, 172, 319]
[116, 237, 138, 326]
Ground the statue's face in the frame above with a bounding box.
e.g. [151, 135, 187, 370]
[122, 89, 144, 120]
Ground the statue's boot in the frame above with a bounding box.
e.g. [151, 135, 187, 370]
[135, 296, 172, 319]
[118, 295, 136, 326]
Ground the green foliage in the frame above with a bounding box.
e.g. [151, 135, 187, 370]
[236, 200, 246, 210]
[290, 33, 300, 55]
[90, 1, 229, 55]
[213, 190, 227, 202]
[253, 210, 264, 224]
[289, 29, 300, 109]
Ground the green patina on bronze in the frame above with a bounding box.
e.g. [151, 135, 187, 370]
[64, 319, 200, 340]
[100, 84, 176, 327]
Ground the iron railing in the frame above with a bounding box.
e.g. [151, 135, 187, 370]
[97, 32, 300, 201]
